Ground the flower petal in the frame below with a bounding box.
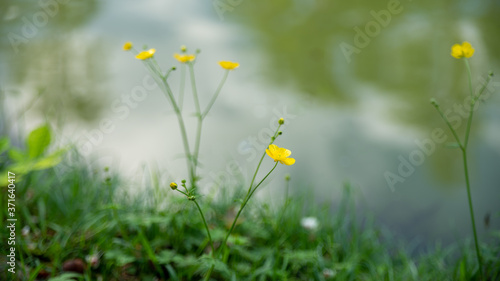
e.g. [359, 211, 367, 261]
[268, 144, 278, 154]
[265, 148, 274, 159]
[462, 42, 474, 58]
[283, 158, 295, 166]
[451, 44, 463, 59]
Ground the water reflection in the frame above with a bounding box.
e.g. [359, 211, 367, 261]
[1, 0, 104, 124]
[230, 0, 500, 183]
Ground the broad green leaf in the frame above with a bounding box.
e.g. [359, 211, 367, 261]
[9, 161, 34, 174]
[0, 170, 8, 187]
[105, 249, 136, 266]
[8, 148, 27, 162]
[0, 169, 24, 187]
[0, 137, 9, 154]
[156, 250, 177, 264]
[32, 149, 66, 170]
[27, 125, 51, 159]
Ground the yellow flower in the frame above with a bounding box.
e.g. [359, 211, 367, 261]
[266, 144, 295, 165]
[123, 42, 133, 51]
[219, 61, 239, 70]
[451, 42, 474, 59]
[174, 53, 196, 63]
[135, 48, 156, 60]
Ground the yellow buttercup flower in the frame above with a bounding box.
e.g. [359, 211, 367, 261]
[266, 144, 295, 165]
[174, 53, 196, 63]
[219, 61, 239, 70]
[136, 48, 156, 60]
[123, 42, 133, 51]
[451, 42, 474, 59]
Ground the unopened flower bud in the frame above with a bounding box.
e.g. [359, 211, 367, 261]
[180, 45, 187, 52]
[181, 179, 186, 184]
[123, 42, 133, 51]
[278, 118, 285, 125]
[278, 131, 283, 135]
[170, 182, 178, 190]
[430, 98, 438, 107]
[285, 174, 290, 181]
[188, 196, 196, 201]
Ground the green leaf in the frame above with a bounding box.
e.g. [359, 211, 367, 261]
[8, 148, 27, 162]
[9, 161, 33, 174]
[156, 250, 177, 264]
[32, 149, 66, 170]
[27, 125, 51, 159]
[47, 273, 82, 281]
[0, 137, 9, 154]
[105, 249, 136, 266]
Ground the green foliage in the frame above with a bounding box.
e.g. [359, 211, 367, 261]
[1, 151, 499, 280]
[0, 125, 65, 186]
[27, 125, 51, 159]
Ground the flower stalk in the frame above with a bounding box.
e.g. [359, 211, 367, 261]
[431, 43, 493, 279]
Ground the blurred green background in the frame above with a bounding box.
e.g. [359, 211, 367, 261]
[1, 0, 499, 248]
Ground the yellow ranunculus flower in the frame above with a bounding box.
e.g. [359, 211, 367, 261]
[174, 53, 196, 63]
[123, 42, 133, 51]
[219, 61, 239, 70]
[451, 42, 474, 59]
[266, 144, 295, 165]
[135, 48, 156, 60]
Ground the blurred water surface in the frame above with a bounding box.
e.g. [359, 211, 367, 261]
[1, 0, 499, 248]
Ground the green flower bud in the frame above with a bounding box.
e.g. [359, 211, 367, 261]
[278, 118, 285, 125]
[188, 196, 196, 201]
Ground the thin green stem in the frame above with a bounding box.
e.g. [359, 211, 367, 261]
[461, 149, 483, 277]
[246, 162, 279, 205]
[202, 70, 229, 119]
[217, 125, 282, 258]
[245, 125, 282, 196]
[461, 59, 483, 278]
[188, 63, 202, 114]
[193, 200, 215, 254]
[205, 124, 283, 281]
[218, 162, 278, 256]
[431, 103, 463, 149]
[204, 266, 214, 281]
[463, 102, 475, 149]
[142, 59, 196, 187]
[189, 63, 203, 187]
[156, 69, 195, 187]
[463, 59, 475, 148]
[175, 189, 189, 197]
[179, 64, 186, 111]
[464, 59, 474, 98]
[473, 73, 493, 103]
[278, 176, 291, 225]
